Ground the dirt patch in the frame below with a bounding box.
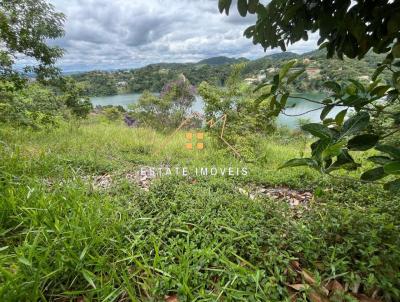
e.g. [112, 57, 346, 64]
[239, 186, 313, 208]
[91, 174, 113, 190]
[125, 166, 158, 191]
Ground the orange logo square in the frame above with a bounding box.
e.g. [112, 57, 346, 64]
[185, 132, 193, 140]
[185, 131, 204, 150]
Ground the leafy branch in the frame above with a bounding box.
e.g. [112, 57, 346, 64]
[254, 59, 400, 192]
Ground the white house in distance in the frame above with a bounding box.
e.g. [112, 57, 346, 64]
[116, 81, 128, 87]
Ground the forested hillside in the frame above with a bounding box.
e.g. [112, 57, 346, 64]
[197, 56, 249, 65]
[71, 49, 389, 96]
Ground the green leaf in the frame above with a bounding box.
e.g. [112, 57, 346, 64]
[340, 111, 370, 138]
[368, 156, 392, 165]
[368, 78, 381, 93]
[392, 71, 400, 90]
[255, 3, 267, 17]
[244, 25, 255, 38]
[237, 0, 248, 17]
[0, 246, 9, 252]
[342, 95, 365, 107]
[384, 178, 400, 192]
[79, 246, 89, 260]
[392, 42, 400, 58]
[286, 68, 305, 84]
[322, 118, 335, 126]
[383, 53, 394, 64]
[348, 79, 366, 93]
[319, 41, 329, 49]
[326, 149, 359, 172]
[387, 15, 400, 34]
[269, 95, 277, 112]
[345, 84, 357, 95]
[279, 93, 289, 108]
[18, 257, 32, 267]
[386, 89, 399, 102]
[376, 144, 400, 159]
[82, 269, 97, 289]
[370, 85, 390, 97]
[273, 74, 280, 87]
[383, 161, 400, 175]
[279, 158, 318, 170]
[301, 123, 333, 140]
[254, 82, 271, 93]
[320, 105, 334, 120]
[361, 167, 387, 181]
[311, 139, 330, 159]
[278, 40, 286, 51]
[323, 81, 341, 94]
[322, 141, 346, 160]
[218, 0, 232, 15]
[255, 92, 272, 104]
[347, 134, 379, 151]
[248, 0, 258, 14]
[372, 65, 386, 81]
[335, 109, 347, 126]
[279, 60, 296, 80]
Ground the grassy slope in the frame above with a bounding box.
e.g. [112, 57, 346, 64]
[0, 119, 399, 301]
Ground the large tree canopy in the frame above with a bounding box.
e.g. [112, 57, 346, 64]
[219, 0, 400, 59]
[0, 0, 65, 81]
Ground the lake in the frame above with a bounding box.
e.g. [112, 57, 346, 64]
[90, 92, 340, 129]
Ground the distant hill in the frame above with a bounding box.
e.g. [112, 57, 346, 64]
[263, 52, 298, 60]
[197, 56, 249, 66]
[71, 49, 390, 96]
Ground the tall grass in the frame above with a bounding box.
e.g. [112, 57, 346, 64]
[1, 119, 399, 301]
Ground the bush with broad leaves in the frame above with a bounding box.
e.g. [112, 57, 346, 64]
[254, 58, 400, 192]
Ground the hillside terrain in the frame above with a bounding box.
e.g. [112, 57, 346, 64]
[197, 56, 249, 65]
[1, 118, 399, 301]
[71, 50, 389, 96]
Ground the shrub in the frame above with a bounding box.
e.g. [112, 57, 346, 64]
[198, 64, 276, 159]
[60, 79, 93, 119]
[0, 81, 62, 128]
[128, 77, 196, 131]
[103, 107, 122, 121]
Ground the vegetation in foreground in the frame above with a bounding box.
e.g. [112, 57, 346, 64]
[1, 0, 400, 301]
[1, 119, 399, 301]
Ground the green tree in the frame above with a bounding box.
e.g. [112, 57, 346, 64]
[219, 0, 400, 59]
[219, 0, 400, 191]
[59, 78, 92, 119]
[0, 0, 65, 82]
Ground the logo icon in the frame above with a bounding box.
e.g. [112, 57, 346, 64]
[156, 113, 241, 157]
[185, 132, 204, 150]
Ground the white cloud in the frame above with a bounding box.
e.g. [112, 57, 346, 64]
[49, 0, 318, 71]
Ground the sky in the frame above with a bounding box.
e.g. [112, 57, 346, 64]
[48, 0, 318, 72]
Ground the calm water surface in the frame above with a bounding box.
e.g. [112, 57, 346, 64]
[90, 92, 339, 129]
[90, 93, 142, 109]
